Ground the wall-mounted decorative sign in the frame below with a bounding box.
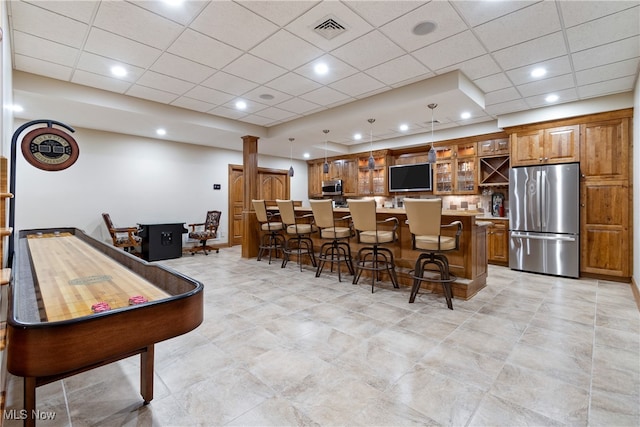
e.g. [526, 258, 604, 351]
[21, 126, 79, 171]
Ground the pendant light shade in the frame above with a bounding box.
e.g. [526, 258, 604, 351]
[367, 118, 375, 170]
[322, 129, 330, 174]
[427, 103, 437, 164]
[288, 137, 294, 177]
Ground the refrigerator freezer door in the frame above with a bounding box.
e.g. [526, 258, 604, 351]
[540, 163, 580, 234]
[509, 166, 541, 232]
[509, 231, 579, 278]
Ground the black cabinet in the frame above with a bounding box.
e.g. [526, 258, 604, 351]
[138, 223, 187, 261]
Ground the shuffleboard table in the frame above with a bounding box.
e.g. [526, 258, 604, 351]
[7, 228, 204, 426]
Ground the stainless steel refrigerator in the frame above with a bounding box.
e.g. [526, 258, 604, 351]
[509, 163, 580, 278]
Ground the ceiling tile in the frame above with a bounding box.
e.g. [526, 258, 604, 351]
[266, 72, 322, 97]
[129, 0, 209, 26]
[208, 105, 248, 120]
[190, 2, 279, 51]
[506, 56, 573, 86]
[171, 96, 216, 113]
[572, 36, 640, 71]
[150, 53, 216, 83]
[253, 106, 298, 121]
[299, 86, 352, 106]
[473, 73, 513, 93]
[250, 30, 324, 70]
[485, 98, 529, 116]
[294, 54, 358, 85]
[167, 29, 243, 70]
[13, 0, 99, 22]
[84, 28, 161, 68]
[239, 114, 275, 126]
[275, 97, 322, 115]
[222, 54, 287, 85]
[516, 74, 576, 97]
[365, 55, 431, 86]
[12, 31, 79, 67]
[71, 70, 132, 93]
[14, 54, 72, 80]
[239, 1, 319, 27]
[332, 30, 405, 71]
[10, 0, 89, 48]
[221, 98, 268, 115]
[485, 87, 521, 105]
[559, 1, 638, 28]
[241, 86, 293, 106]
[343, 1, 422, 27]
[184, 85, 236, 105]
[566, 7, 640, 52]
[578, 75, 637, 97]
[452, 0, 538, 27]
[437, 54, 501, 80]
[76, 52, 145, 82]
[330, 73, 386, 98]
[492, 32, 568, 71]
[576, 58, 640, 86]
[201, 72, 258, 97]
[474, 2, 561, 51]
[93, 1, 183, 49]
[413, 31, 486, 71]
[525, 88, 578, 108]
[380, 1, 468, 52]
[126, 85, 179, 104]
[136, 71, 195, 95]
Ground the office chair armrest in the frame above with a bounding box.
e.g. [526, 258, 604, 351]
[112, 226, 139, 234]
[188, 222, 205, 231]
[297, 213, 316, 224]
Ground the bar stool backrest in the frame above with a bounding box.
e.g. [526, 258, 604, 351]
[275, 199, 296, 226]
[253, 199, 269, 223]
[404, 198, 442, 236]
[309, 199, 335, 229]
[347, 199, 377, 232]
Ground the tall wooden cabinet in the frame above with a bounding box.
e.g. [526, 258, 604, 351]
[433, 142, 477, 195]
[579, 114, 631, 280]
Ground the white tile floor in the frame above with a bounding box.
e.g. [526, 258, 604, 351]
[4, 246, 640, 426]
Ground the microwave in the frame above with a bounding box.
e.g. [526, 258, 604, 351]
[321, 179, 343, 196]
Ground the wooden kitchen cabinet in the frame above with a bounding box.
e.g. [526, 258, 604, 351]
[478, 138, 509, 157]
[307, 161, 323, 197]
[434, 142, 477, 195]
[510, 125, 579, 166]
[357, 151, 388, 196]
[486, 219, 509, 266]
[579, 115, 631, 280]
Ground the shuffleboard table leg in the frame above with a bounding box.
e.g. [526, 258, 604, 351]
[140, 345, 154, 404]
[23, 377, 36, 427]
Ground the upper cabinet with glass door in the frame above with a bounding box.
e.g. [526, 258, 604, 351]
[433, 142, 477, 195]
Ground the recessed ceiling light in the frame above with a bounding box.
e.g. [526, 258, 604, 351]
[163, 0, 184, 6]
[156, 128, 166, 136]
[412, 21, 437, 36]
[259, 94, 274, 100]
[314, 63, 329, 75]
[531, 67, 546, 78]
[235, 100, 247, 110]
[303, 153, 310, 159]
[111, 65, 127, 77]
[399, 124, 409, 132]
[353, 133, 362, 140]
[545, 94, 559, 103]
[460, 112, 471, 120]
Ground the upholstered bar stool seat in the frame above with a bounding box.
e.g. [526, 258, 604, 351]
[347, 199, 399, 293]
[276, 199, 318, 271]
[310, 199, 354, 282]
[404, 198, 462, 310]
[253, 200, 285, 264]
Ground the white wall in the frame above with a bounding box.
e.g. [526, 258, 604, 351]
[13, 123, 308, 246]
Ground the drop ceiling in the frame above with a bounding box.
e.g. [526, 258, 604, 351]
[6, 0, 640, 160]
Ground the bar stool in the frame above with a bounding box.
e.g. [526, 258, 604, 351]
[276, 199, 318, 271]
[347, 199, 399, 293]
[252, 199, 285, 264]
[404, 198, 462, 310]
[309, 199, 354, 282]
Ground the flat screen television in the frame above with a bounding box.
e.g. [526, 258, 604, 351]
[388, 162, 432, 192]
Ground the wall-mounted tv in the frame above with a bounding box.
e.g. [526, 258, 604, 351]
[388, 162, 432, 192]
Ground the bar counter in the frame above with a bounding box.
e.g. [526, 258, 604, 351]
[268, 206, 488, 300]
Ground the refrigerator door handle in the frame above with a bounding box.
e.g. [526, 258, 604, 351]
[511, 232, 577, 242]
[540, 169, 546, 230]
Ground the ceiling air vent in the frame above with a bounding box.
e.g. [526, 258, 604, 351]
[313, 16, 346, 40]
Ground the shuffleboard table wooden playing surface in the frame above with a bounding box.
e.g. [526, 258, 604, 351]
[7, 228, 204, 426]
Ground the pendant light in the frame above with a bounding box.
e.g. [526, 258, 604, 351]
[427, 103, 437, 164]
[367, 118, 375, 170]
[322, 129, 330, 174]
[288, 137, 294, 177]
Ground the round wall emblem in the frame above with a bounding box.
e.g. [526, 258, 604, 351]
[21, 127, 79, 171]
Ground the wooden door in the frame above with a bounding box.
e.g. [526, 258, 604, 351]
[510, 129, 544, 166]
[487, 221, 508, 266]
[229, 166, 289, 247]
[581, 118, 628, 180]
